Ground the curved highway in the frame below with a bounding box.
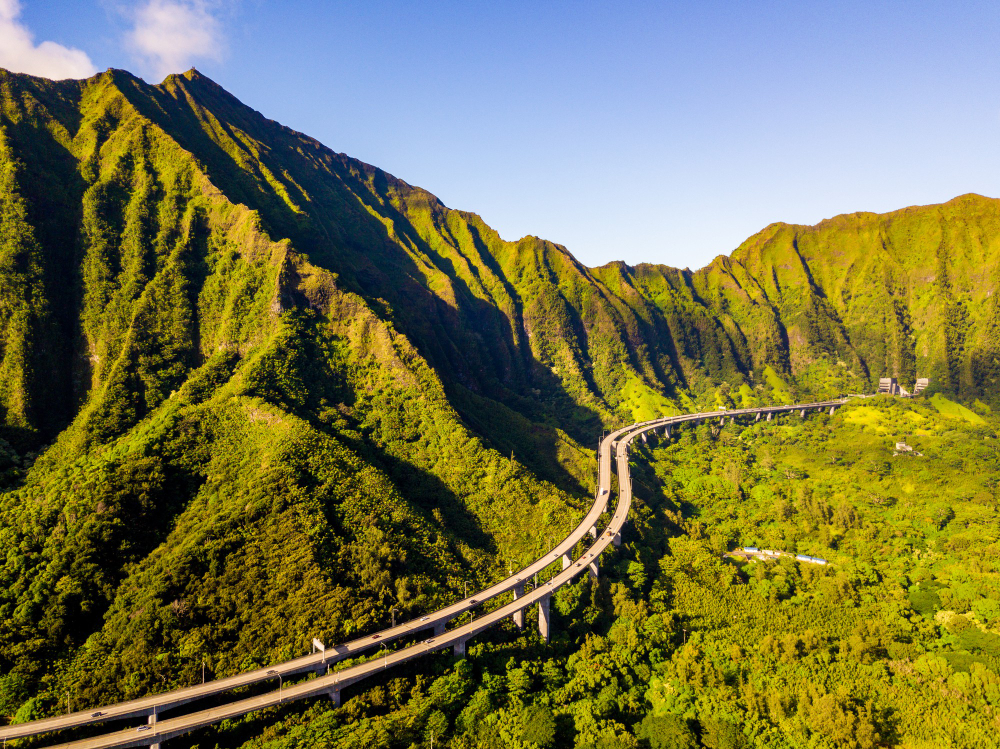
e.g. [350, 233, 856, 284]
[2, 399, 849, 748]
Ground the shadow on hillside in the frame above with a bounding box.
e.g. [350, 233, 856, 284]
[3, 91, 91, 448]
[447, 384, 595, 497]
[331, 428, 498, 564]
[121, 74, 611, 440]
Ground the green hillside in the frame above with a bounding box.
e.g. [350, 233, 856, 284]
[0, 67, 595, 727]
[187, 398, 1000, 749]
[0, 66, 998, 748]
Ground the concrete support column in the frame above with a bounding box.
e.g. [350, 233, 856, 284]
[589, 524, 598, 539]
[641, 432, 647, 444]
[664, 425, 671, 439]
[719, 416, 725, 425]
[454, 639, 466, 658]
[148, 712, 160, 749]
[589, 556, 599, 579]
[829, 406, 836, 415]
[612, 531, 621, 548]
[755, 412, 761, 422]
[800, 409, 806, 418]
[562, 552, 572, 570]
[328, 688, 342, 707]
[729, 416, 735, 424]
[434, 621, 446, 636]
[538, 594, 551, 643]
[766, 412, 773, 422]
[512, 583, 525, 629]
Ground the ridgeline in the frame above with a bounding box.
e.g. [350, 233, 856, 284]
[0, 67, 998, 748]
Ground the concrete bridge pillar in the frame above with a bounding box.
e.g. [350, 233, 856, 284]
[562, 552, 572, 570]
[800, 409, 806, 418]
[148, 712, 160, 749]
[719, 416, 725, 425]
[589, 555, 599, 579]
[766, 412, 773, 422]
[328, 688, 342, 707]
[453, 639, 466, 658]
[755, 412, 761, 422]
[512, 583, 525, 629]
[828, 406, 836, 415]
[729, 416, 735, 424]
[589, 524, 598, 539]
[434, 621, 446, 636]
[538, 594, 551, 643]
[664, 425, 671, 438]
[612, 531, 621, 548]
[641, 432, 647, 444]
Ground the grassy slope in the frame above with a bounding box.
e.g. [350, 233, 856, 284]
[0, 69, 587, 721]
[244, 399, 998, 749]
[0, 65, 999, 745]
[712, 197, 1000, 398]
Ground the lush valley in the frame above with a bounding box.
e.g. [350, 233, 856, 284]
[175, 397, 1000, 749]
[0, 65, 997, 748]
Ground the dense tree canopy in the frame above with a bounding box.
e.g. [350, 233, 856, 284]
[0, 65, 998, 749]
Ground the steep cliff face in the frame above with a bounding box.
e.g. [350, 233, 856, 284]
[1, 67, 997, 452]
[718, 197, 1000, 396]
[0, 65, 997, 718]
[0, 68, 595, 716]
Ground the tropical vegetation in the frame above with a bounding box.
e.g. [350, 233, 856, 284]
[0, 65, 997, 748]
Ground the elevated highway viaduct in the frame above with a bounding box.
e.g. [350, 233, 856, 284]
[0, 399, 848, 748]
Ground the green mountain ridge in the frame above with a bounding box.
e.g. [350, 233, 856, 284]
[0, 65, 998, 744]
[2, 66, 999, 453]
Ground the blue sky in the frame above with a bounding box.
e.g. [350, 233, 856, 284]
[7, 1, 1000, 269]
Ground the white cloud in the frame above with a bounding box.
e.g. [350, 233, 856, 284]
[127, 0, 224, 81]
[0, 0, 97, 79]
